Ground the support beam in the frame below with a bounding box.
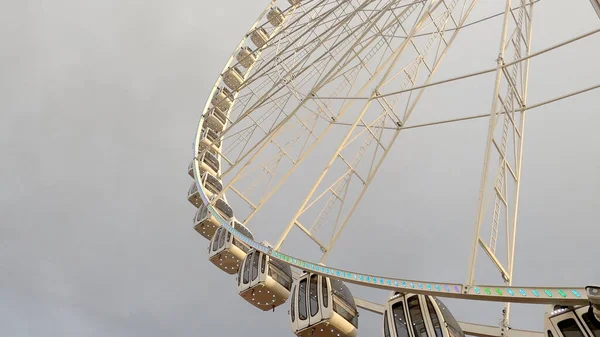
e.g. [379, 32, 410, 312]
[591, 0, 600, 19]
[466, 0, 535, 330]
[354, 297, 386, 315]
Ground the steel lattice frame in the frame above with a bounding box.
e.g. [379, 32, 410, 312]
[190, 0, 600, 336]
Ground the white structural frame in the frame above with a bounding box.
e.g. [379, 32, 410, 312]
[466, 0, 534, 330]
[591, 0, 600, 18]
[189, 1, 600, 337]
[273, 0, 484, 258]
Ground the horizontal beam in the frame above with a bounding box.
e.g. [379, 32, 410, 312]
[312, 26, 600, 101]
[459, 321, 544, 337]
[203, 203, 589, 307]
[271, 251, 589, 306]
[330, 81, 600, 131]
[354, 297, 386, 315]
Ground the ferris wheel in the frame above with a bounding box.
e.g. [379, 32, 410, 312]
[187, 1, 600, 337]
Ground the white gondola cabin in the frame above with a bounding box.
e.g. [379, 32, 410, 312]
[237, 249, 293, 311]
[383, 292, 464, 337]
[198, 125, 222, 156]
[193, 197, 234, 240]
[251, 27, 269, 48]
[204, 107, 228, 133]
[212, 87, 234, 112]
[267, 7, 285, 27]
[290, 273, 358, 337]
[188, 159, 194, 178]
[198, 171, 223, 199]
[188, 152, 220, 179]
[223, 67, 245, 92]
[544, 304, 600, 337]
[187, 182, 202, 208]
[237, 46, 256, 68]
[208, 219, 253, 274]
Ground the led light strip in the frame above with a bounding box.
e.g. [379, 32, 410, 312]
[193, 121, 588, 307]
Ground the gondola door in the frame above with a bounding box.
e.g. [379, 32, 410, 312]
[390, 296, 412, 337]
[256, 253, 267, 285]
[308, 274, 323, 326]
[405, 295, 430, 337]
[297, 276, 310, 331]
[421, 296, 446, 337]
[575, 306, 600, 337]
[320, 276, 332, 321]
[548, 310, 591, 337]
[249, 251, 261, 288]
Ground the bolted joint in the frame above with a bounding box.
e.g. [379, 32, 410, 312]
[496, 54, 505, 64]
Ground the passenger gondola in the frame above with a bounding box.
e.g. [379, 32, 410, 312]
[237, 46, 256, 68]
[212, 87, 234, 112]
[188, 159, 194, 178]
[198, 125, 222, 156]
[208, 218, 253, 274]
[267, 7, 285, 27]
[188, 152, 220, 179]
[383, 292, 464, 337]
[544, 303, 600, 337]
[198, 171, 223, 199]
[187, 182, 202, 208]
[237, 248, 293, 311]
[204, 107, 228, 133]
[193, 196, 234, 240]
[223, 67, 245, 92]
[290, 273, 358, 337]
[251, 27, 269, 48]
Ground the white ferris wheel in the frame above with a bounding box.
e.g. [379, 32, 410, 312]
[187, 1, 600, 337]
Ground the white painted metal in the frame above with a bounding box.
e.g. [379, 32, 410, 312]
[320, 0, 482, 263]
[591, 0, 600, 18]
[274, 0, 480, 253]
[187, 1, 600, 337]
[466, 0, 535, 330]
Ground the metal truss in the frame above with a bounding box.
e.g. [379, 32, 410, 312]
[210, 0, 434, 230]
[191, 0, 599, 334]
[465, 0, 535, 331]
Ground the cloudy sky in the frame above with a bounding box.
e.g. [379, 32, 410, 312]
[1, 0, 599, 336]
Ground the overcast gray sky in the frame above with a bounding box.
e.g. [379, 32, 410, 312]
[1, 1, 599, 336]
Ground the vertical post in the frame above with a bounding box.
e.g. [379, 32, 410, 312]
[466, 0, 514, 289]
[503, 0, 534, 330]
[464, 0, 534, 332]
